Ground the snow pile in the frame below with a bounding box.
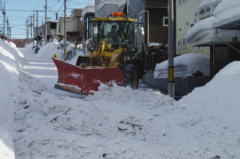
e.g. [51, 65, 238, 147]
[176, 61, 240, 158]
[37, 39, 62, 58]
[0, 39, 23, 159]
[182, 61, 240, 125]
[154, 53, 210, 79]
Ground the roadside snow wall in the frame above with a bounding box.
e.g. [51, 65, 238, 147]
[182, 61, 240, 129]
[0, 40, 23, 159]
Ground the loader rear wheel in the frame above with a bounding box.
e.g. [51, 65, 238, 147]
[121, 62, 139, 89]
[130, 71, 138, 89]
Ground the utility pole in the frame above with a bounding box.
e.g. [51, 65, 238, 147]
[33, 13, 35, 38]
[45, 0, 48, 44]
[168, 0, 175, 98]
[36, 10, 39, 45]
[2, 2, 6, 37]
[9, 26, 12, 39]
[36, 10, 40, 52]
[64, 0, 67, 59]
[30, 16, 33, 39]
[6, 17, 9, 37]
[26, 19, 29, 44]
[36, 10, 39, 34]
[56, 12, 58, 20]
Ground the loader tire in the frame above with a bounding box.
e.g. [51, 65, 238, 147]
[122, 62, 139, 89]
[130, 71, 138, 89]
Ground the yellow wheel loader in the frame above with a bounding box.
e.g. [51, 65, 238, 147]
[53, 12, 140, 94]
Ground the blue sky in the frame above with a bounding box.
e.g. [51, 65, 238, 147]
[1, 0, 93, 39]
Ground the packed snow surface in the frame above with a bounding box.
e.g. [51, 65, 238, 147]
[1, 40, 240, 159]
[154, 53, 210, 79]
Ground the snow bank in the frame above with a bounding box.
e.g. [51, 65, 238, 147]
[182, 60, 240, 127]
[0, 39, 23, 159]
[154, 53, 210, 79]
[36, 40, 83, 63]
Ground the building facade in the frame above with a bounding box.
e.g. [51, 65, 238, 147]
[127, 0, 168, 49]
[36, 21, 57, 41]
[57, 17, 74, 37]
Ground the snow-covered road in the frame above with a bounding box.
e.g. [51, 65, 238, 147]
[12, 49, 179, 159]
[2, 43, 239, 159]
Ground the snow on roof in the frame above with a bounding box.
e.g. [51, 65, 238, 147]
[185, 17, 216, 45]
[186, 0, 240, 45]
[154, 53, 210, 79]
[82, 3, 95, 17]
[186, 16, 240, 45]
[214, 0, 240, 28]
[195, 0, 222, 17]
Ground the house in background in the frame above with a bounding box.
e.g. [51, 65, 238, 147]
[36, 21, 57, 41]
[69, 9, 84, 42]
[57, 16, 74, 40]
[127, 0, 168, 49]
[57, 9, 84, 42]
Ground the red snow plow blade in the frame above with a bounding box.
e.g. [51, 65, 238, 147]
[52, 57, 124, 94]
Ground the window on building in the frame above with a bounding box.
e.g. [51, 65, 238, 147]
[163, 17, 168, 26]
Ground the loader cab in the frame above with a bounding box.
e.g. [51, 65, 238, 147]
[91, 17, 135, 50]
